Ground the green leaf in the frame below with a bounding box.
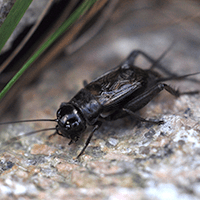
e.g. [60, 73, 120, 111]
[0, 0, 33, 52]
[0, 0, 98, 100]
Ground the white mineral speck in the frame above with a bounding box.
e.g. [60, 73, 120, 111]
[145, 183, 196, 200]
[0, 185, 12, 195]
[108, 137, 119, 146]
[14, 183, 27, 195]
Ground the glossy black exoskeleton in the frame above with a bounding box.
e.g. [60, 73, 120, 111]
[53, 50, 199, 158]
[0, 49, 199, 158]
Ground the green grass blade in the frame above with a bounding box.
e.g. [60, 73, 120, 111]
[0, 0, 33, 52]
[0, 0, 98, 100]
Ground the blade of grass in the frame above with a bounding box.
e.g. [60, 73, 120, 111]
[0, 0, 54, 74]
[0, 0, 33, 52]
[0, 0, 98, 100]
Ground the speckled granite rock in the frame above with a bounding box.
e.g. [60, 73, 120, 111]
[1, 1, 200, 199]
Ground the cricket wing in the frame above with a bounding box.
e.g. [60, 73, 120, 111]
[85, 64, 148, 107]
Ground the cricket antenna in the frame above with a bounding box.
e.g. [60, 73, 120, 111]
[0, 118, 58, 125]
[1, 127, 57, 147]
[157, 72, 200, 82]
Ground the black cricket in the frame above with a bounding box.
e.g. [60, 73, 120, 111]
[0, 50, 199, 158]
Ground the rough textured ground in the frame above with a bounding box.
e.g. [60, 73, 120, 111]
[1, 1, 200, 199]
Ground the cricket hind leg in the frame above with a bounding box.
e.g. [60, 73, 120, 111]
[126, 48, 200, 83]
[101, 82, 199, 124]
[123, 82, 199, 124]
[100, 109, 163, 125]
[125, 46, 177, 77]
[100, 83, 168, 124]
